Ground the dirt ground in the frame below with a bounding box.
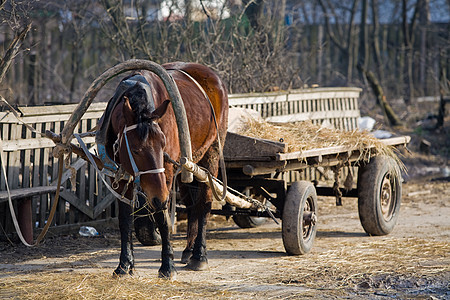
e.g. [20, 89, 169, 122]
[0, 176, 448, 299]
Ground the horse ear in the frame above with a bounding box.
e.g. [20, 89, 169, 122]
[122, 96, 135, 124]
[151, 100, 171, 121]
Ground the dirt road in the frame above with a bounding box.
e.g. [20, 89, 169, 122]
[1, 180, 449, 299]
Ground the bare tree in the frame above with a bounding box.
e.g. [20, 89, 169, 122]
[0, 0, 32, 97]
[318, 0, 359, 84]
[401, 0, 420, 104]
[371, 0, 384, 81]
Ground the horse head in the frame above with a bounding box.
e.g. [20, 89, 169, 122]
[113, 83, 171, 212]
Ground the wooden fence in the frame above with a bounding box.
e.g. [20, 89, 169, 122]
[0, 87, 361, 238]
[0, 103, 110, 238]
[228, 87, 361, 130]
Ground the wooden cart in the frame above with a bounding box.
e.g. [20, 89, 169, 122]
[206, 132, 411, 255]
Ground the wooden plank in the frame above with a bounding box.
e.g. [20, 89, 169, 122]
[276, 136, 411, 161]
[224, 132, 287, 159]
[51, 155, 86, 187]
[379, 136, 411, 146]
[0, 110, 105, 125]
[228, 88, 362, 106]
[9, 124, 21, 189]
[0, 123, 10, 190]
[79, 120, 87, 208]
[1, 136, 96, 152]
[0, 186, 59, 203]
[88, 156, 96, 213]
[93, 193, 115, 219]
[45, 217, 118, 237]
[39, 122, 50, 227]
[59, 190, 94, 219]
[22, 127, 32, 188]
[18, 102, 107, 116]
[266, 109, 360, 123]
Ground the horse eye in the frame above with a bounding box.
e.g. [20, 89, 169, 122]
[131, 148, 142, 155]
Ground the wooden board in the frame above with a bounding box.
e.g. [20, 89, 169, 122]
[224, 132, 287, 160]
[276, 136, 411, 161]
[0, 186, 59, 203]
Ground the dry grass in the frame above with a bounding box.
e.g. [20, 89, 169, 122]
[277, 237, 449, 290]
[0, 271, 233, 300]
[237, 117, 406, 172]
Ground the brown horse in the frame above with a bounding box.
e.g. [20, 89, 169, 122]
[105, 62, 228, 279]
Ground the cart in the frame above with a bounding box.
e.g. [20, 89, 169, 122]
[35, 59, 408, 256]
[204, 132, 410, 255]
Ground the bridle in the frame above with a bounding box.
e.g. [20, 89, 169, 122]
[116, 123, 166, 185]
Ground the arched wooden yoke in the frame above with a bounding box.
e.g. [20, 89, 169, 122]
[58, 59, 193, 183]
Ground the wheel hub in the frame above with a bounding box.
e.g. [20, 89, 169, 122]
[380, 174, 393, 219]
[302, 197, 317, 238]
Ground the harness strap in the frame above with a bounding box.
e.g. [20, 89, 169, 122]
[122, 124, 165, 184]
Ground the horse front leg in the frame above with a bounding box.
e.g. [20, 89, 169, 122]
[114, 197, 135, 276]
[153, 209, 176, 279]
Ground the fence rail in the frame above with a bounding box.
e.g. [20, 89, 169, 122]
[1, 87, 361, 238]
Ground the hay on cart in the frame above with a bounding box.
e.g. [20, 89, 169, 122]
[237, 117, 406, 171]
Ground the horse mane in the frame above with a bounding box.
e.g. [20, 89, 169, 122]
[122, 82, 159, 141]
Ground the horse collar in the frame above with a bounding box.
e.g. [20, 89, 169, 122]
[96, 74, 156, 173]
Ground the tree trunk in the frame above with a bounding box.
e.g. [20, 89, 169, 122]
[358, 65, 402, 127]
[402, 0, 420, 104]
[317, 25, 324, 83]
[371, 0, 384, 82]
[436, 61, 449, 129]
[318, 0, 359, 83]
[0, 24, 31, 85]
[358, 0, 369, 75]
[419, 0, 430, 95]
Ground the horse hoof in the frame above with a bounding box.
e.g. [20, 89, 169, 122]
[186, 258, 209, 271]
[113, 266, 134, 277]
[158, 267, 177, 280]
[181, 250, 193, 264]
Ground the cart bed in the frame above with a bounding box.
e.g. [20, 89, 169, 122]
[224, 132, 410, 176]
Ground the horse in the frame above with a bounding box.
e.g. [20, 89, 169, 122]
[103, 62, 228, 279]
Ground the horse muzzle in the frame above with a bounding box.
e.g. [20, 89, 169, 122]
[149, 196, 169, 213]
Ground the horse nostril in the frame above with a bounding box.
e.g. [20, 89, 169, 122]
[151, 197, 168, 211]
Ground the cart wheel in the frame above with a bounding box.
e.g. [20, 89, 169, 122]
[134, 216, 161, 246]
[358, 155, 402, 236]
[232, 215, 267, 228]
[282, 181, 318, 255]
[134, 195, 161, 246]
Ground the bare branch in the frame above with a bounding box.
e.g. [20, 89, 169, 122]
[0, 23, 31, 85]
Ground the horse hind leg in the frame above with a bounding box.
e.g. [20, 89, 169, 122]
[185, 196, 211, 271]
[180, 181, 199, 264]
[185, 143, 220, 271]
